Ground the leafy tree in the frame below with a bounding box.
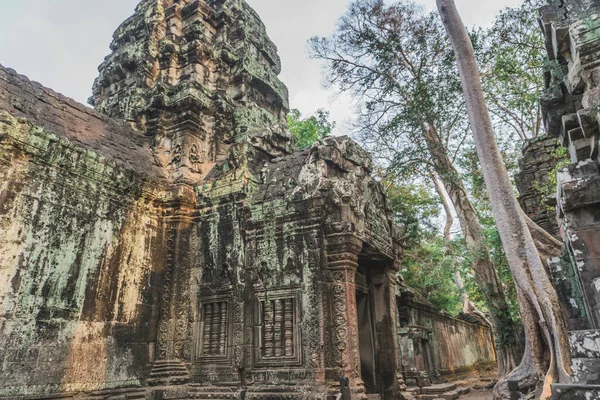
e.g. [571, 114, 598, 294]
[385, 179, 478, 315]
[309, 0, 520, 374]
[401, 237, 463, 313]
[386, 181, 440, 245]
[436, 0, 570, 398]
[287, 108, 336, 149]
[478, 0, 547, 142]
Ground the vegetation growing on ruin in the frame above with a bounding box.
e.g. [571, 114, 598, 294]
[287, 108, 336, 150]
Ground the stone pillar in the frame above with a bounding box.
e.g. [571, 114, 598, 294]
[324, 231, 367, 400]
[383, 270, 410, 397]
[151, 184, 196, 388]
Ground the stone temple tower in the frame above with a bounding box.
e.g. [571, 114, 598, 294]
[90, 0, 293, 183]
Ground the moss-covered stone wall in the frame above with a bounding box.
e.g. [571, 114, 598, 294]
[0, 65, 166, 397]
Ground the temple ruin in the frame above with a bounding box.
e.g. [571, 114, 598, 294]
[9, 0, 600, 399]
[517, 0, 600, 398]
[0, 1, 495, 399]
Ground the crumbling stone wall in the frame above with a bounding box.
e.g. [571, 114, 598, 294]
[535, 0, 600, 397]
[396, 291, 496, 387]
[540, 0, 600, 330]
[0, 66, 167, 396]
[515, 136, 561, 238]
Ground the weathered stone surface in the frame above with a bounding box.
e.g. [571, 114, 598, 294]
[570, 329, 600, 358]
[537, 1, 600, 398]
[396, 291, 496, 388]
[0, 1, 497, 399]
[551, 384, 600, 400]
[420, 384, 457, 395]
[90, 0, 293, 184]
[515, 135, 561, 238]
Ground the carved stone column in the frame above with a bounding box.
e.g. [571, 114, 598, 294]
[150, 184, 196, 388]
[324, 230, 367, 400]
[380, 268, 410, 398]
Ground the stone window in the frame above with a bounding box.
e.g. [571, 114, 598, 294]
[195, 296, 232, 363]
[254, 289, 302, 367]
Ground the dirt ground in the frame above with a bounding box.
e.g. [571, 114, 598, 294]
[460, 388, 494, 400]
[451, 371, 497, 400]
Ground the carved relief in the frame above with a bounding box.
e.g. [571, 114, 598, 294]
[202, 262, 235, 286]
[195, 294, 234, 364]
[172, 144, 183, 166]
[324, 234, 363, 385]
[189, 144, 201, 164]
[158, 226, 177, 360]
[254, 289, 302, 367]
[199, 301, 228, 356]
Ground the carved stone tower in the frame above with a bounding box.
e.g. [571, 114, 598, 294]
[90, 0, 293, 183]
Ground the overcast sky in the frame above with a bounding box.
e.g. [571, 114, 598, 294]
[0, 0, 523, 132]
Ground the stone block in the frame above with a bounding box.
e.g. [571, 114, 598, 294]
[456, 387, 470, 395]
[421, 384, 457, 395]
[568, 136, 594, 162]
[551, 383, 600, 400]
[419, 391, 459, 400]
[572, 358, 600, 384]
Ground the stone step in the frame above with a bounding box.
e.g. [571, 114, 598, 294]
[149, 369, 190, 377]
[569, 330, 600, 358]
[366, 395, 382, 400]
[148, 376, 191, 386]
[245, 393, 318, 399]
[151, 364, 189, 370]
[418, 392, 459, 400]
[86, 388, 147, 399]
[421, 384, 458, 395]
[188, 386, 239, 399]
[551, 383, 600, 400]
[406, 387, 421, 395]
[243, 386, 323, 400]
[572, 358, 600, 384]
[152, 360, 189, 366]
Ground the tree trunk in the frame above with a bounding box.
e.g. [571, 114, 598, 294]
[423, 124, 519, 376]
[431, 173, 454, 241]
[436, 1, 572, 398]
[431, 171, 492, 323]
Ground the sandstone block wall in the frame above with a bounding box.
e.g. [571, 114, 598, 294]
[515, 136, 561, 238]
[0, 0, 498, 397]
[397, 293, 496, 387]
[0, 65, 166, 396]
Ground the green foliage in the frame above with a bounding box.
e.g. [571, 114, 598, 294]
[479, 0, 547, 141]
[400, 237, 463, 314]
[548, 147, 571, 189]
[287, 108, 336, 150]
[309, 0, 467, 178]
[532, 144, 571, 212]
[386, 182, 440, 245]
[309, 0, 549, 329]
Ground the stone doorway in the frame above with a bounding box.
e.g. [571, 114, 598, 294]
[356, 267, 381, 396]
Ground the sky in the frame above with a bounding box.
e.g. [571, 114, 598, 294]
[0, 0, 523, 133]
